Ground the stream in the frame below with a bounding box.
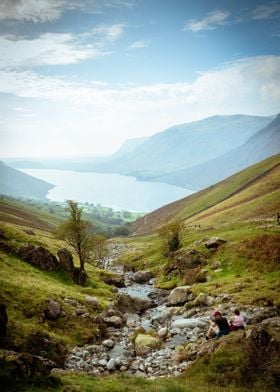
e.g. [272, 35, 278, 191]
[65, 252, 210, 378]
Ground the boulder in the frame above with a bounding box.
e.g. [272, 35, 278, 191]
[85, 295, 99, 307]
[135, 334, 161, 355]
[103, 316, 124, 328]
[102, 339, 115, 348]
[101, 273, 125, 288]
[115, 293, 156, 315]
[44, 299, 61, 320]
[57, 249, 74, 272]
[174, 248, 208, 269]
[171, 318, 206, 329]
[204, 237, 226, 249]
[18, 245, 59, 271]
[131, 271, 153, 283]
[168, 286, 192, 305]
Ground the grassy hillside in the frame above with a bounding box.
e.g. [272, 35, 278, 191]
[130, 154, 280, 236]
[0, 196, 142, 236]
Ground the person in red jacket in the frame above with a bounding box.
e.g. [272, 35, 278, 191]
[206, 311, 230, 339]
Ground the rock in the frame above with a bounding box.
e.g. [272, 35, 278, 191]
[168, 286, 192, 305]
[103, 316, 124, 328]
[102, 339, 115, 348]
[72, 267, 87, 286]
[171, 318, 206, 329]
[131, 271, 153, 283]
[193, 293, 215, 307]
[204, 237, 226, 249]
[57, 249, 74, 272]
[135, 334, 161, 355]
[115, 293, 156, 315]
[0, 349, 56, 384]
[18, 245, 59, 271]
[158, 327, 168, 338]
[85, 295, 99, 307]
[107, 358, 116, 370]
[148, 289, 170, 305]
[126, 313, 140, 327]
[44, 299, 61, 320]
[102, 273, 125, 288]
[25, 331, 67, 367]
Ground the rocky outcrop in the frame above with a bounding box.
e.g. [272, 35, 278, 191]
[101, 273, 125, 288]
[0, 349, 56, 387]
[168, 286, 192, 305]
[57, 249, 74, 272]
[204, 237, 226, 249]
[165, 248, 208, 278]
[18, 245, 59, 271]
[115, 293, 156, 315]
[131, 271, 153, 283]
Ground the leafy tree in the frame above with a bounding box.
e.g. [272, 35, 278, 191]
[158, 221, 184, 256]
[92, 234, 109, 268]
[56, 200, 94, 272]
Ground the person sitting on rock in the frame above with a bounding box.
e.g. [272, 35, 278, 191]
[229, 308, 246, 331]
[206, 311, 230, 339]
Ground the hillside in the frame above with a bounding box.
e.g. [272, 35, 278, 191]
[0, 161, 53, 200]
[87, 114, 272, 179]
[159, 113, 280, 189]
[130, 154, 280, 236]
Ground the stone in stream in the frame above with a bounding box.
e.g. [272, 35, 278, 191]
[115, 293, 156, 315]
[131, 271, 153, 283]
[102, 339, 115, 348]
[171, 318, 206, 329]
[168, 286, 192, 305]
[134, 334, 161, 355]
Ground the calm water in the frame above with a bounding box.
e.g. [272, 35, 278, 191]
[20, 169, 194, 212]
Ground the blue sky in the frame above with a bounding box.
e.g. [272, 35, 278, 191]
[0, 0, 279, 158]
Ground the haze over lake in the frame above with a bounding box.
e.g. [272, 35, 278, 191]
[20, 169, 193, 212]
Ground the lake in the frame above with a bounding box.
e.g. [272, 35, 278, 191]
[20, 169, 194, 212]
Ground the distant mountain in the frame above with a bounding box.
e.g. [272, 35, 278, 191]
[111, 137, 148, 158]
[158, 113, 280, 189]
[86, 114, 273, 179]
[0, 162, 53, 199]
[130, 154, 280, 236]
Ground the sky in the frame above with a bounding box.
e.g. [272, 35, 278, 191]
[0, 0, 279, 158]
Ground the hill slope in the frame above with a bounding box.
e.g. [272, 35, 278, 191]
[89, 114, 272, 179]
[130, 154, 280, 235]
[0, 161, 53, 199]
[159, 113, 280, 189]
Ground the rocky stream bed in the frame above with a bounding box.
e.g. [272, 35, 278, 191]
[64, 245, 279, 379]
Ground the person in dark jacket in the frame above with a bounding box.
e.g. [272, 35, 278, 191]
[206, 311, 230, 339]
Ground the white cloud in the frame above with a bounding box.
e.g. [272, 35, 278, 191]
[0, 23, 125, 67]
[0, 0, 133, 23]
[184, 10, 230, 32]
[129, 40, 150, 49]
[0, 33, 104, 67]
[0, 56, 279, 157]
[252, 2, 280, 20]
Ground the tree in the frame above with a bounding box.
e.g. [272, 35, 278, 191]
[56, 200, 94, 272]
[92, 234, 109, 268]
[158, 221, 184, 257]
